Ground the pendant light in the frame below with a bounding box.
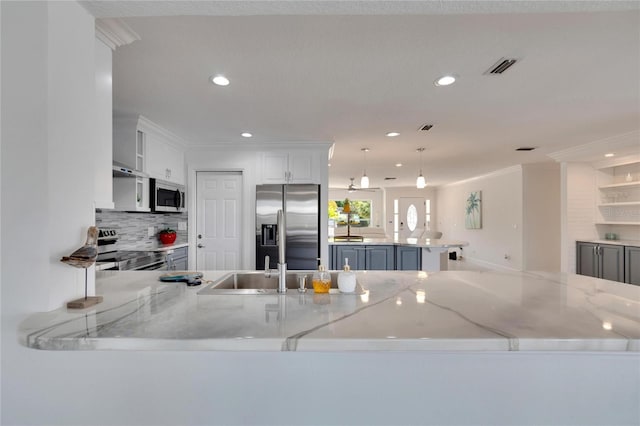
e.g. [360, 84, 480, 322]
[416, 147, 426, 189]
[360, 148, 370, 189]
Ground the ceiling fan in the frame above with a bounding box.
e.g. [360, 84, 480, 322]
[346, 177, 380, 192]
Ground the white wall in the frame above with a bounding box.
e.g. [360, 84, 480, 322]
[522, 163, 561, 271]
[94, 37, 114, 209]
[437, 166, 523, 270]
[2, 1, 96, 312]
[561, 162, 599, 273]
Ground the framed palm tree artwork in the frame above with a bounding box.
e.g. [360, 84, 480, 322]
[465, 191, 482, 229]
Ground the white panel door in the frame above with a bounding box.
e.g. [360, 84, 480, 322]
[196, 172, 242, 270]
[398, 197, 426, 239]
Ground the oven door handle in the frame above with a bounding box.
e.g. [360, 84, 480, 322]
[131, 259, 166, 271]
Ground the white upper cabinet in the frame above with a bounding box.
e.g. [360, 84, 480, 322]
[144, 131, 185, 185]
[138, 117, 185, 185]
[114, 115, 186, 186]
[113, 116, 142, 171]
[259, 151, 318, 184]
[113, 116, 185, 211]
[112, 117, 150, 212]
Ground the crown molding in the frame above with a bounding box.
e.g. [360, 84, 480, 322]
[137, 115, 188, 149]
[592, 153, 640, 170]
[95, 18, 140, 50]
[188, 141, 333, 151]
[547, 130, 640, 163]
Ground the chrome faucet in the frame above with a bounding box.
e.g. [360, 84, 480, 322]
[263, 209, 287, 293]
[277, 209, 287, 293]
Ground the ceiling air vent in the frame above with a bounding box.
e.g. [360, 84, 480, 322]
[384, 177, 396, 181]
[516, 147, 536, 151]
[485, 58, 518, 74]
[419, 124, 433, 132]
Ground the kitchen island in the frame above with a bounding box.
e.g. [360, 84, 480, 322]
[20, 269, 639, 352]
[329, 237, 468, 271]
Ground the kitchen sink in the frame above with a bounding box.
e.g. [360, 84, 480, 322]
[197, 271, 365, 295]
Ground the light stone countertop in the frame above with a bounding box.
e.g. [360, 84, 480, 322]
[118, 242, 189, 252]
[19, 270, 640, 352]
[329, 237, 468, 248]
[577, 239, 640, 247]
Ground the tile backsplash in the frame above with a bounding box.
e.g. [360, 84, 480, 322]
[96, 210, 188, 250]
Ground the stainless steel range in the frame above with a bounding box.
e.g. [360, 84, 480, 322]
[96, 229, 166, 271]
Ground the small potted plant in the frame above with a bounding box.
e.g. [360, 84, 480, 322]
[158, 227, 177, 245]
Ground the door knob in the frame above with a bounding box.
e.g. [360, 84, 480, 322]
[197, 243, 205, 248]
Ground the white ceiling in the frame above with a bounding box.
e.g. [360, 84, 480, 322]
[85, 1, 640, 188]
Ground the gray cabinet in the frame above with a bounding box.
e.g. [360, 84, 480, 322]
[366, 246, 394, 270]
[166, 247, 188, 271]
[577, 242, 598, 278]
[625, 246, 640, 286]
[576, 242, 624, 282]
[333, 245, 394, 271]
[334, 245, 365, 270]
[396, 246, 421, 271]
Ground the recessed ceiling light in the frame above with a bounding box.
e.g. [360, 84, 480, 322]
[395, 163, 403, 167]
[241, 132, 252, 138]
[386, 132, 400, 137]
[210, 75, 230, 86]
[434, 75, 456, 86]
[604, 153, 615, 157]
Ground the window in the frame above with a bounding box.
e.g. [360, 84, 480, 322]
[329, 199, 372, 227]
[407, 204, 418, 231]
[426, 199, 431, 231]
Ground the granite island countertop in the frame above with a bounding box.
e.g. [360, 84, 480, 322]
[19, 269, 640, 352]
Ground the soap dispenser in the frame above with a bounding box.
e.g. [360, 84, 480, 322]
[312, 264, 331, 294]
[338, 258, 356, 293]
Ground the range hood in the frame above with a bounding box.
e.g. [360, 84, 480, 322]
[112, 161, 149, 178]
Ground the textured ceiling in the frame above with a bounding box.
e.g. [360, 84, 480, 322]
[86, 1, 640, 188]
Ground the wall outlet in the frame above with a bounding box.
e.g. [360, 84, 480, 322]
[148, 226, 155, 237]
[178, 222, 187, 231]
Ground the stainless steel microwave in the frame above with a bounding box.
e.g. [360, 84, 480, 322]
[150, 178, 185, 213]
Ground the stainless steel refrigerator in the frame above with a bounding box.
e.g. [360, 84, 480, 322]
[256, 184, 320, 270]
